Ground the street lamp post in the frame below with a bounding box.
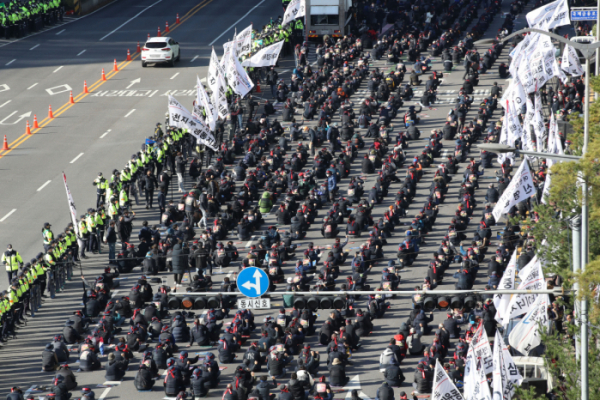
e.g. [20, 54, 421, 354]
[478, 27, 600, 396]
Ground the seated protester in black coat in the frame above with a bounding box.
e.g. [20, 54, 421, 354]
[282, 106, 294, 122]
[52, 375, 72, 400]
[264, 101, 276, 115]
[105, 352, 129, 381]
[135, 364, 156, 390]
[383, 363, 405, 387]
[328, 358, 348, 387]
[63, 319, 81, 344]
[42, 344, 60, 372]
[361, 155, 374, 174]
[218, 338, 237, 363]
[190, 368, 211, 398]
[189, 319, 210, 346]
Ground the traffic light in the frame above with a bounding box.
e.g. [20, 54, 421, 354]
[292, 295, 346, 310]
[168, 295, 224, 310]
[421, 294, 481, 312]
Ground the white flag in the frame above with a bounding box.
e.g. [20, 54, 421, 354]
[196, 76, 217, 131]
[494, 250, 518, 323]
[235, 24, 253, 57]
[463, 322, 494, 396]
[282, 0, 306, 26]
[533, 91, 546, 151]
[562, 45, 584, 76]
[432, 360, 464, 400]
[168, 95, 218, 150]
[62, 172, 80, 237]
[526, 0, 570, 30]
[465, 357, 492, 400]
[503, 256, 545, 326]
[492, 160, 535, 221]
[226, 41, 254, 97]
[509, 294, 550, 354]
[208, 47, 229, 119]
[493, 331, 523, 400]
[242, 40, 284, 67]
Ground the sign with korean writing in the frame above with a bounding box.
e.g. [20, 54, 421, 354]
[242, 40, 284, 67]
[571, 8, 598, 20]
[494, 250, 517, 324]
[225, 37, 254, 98]
[503, 257, 545, 325]
[208, 47, 229, 119]
[526, 0, 570, 30]
[168, 95, 218, 151]
[509, 294, 550, 354]
[432, 360, 464, 400]
[237, 298, 271, 309]
[492, 160, 534, 221]
[282, 0, 306, 26]
[492, 331, 523, 400]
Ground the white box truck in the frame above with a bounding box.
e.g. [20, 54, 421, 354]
[306, 0, 352, 40]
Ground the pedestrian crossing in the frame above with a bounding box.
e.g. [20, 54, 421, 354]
[0, 16, 79, 47]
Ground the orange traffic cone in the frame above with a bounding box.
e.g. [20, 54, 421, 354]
[33, 114, 39, 128]
[157, 27, 161, 37]
[83, 80, 89, 93]
[256, 82, 261, 93]
[176, 14, 180, 24]
[101, 68, 107, 81]
[2, 135, 9, 151]
[147, 33, 150, 40]
[137, 41, 141, 52]
[69, 91, 75, 104]
[25, 121, 31, 135]
[48, 105, 54, 119]
[127, 49, 131, 61]
[165, 22, 169, 33]
[113, 59, 119, 72]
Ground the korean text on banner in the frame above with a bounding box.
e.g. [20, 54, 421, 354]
[242, 41, 285, 67]
[492, 160, 534, 221]
[282, 0, 306, 26]
[168, 95, 218, 151]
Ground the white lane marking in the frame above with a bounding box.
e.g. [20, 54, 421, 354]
[77, 49, 86, 56]
[37, 180, 51, 192]
[56, 29, 66, 35]
[0, 209, 16, 222]
[124, 109, 136, 118]
[0, 100, 10, 108]
[27, 83, 38, 90]
[70, 152, 84, 163]
[99, 0, 163, 41]
[209, 0, 268, 45]
[149, 90, 159, 97]
[191, 55, 199, 62]
[170, 72, 179, 80]
[53, 66, 63, 73]
[100, 129, 111, 138]
[5, 59, 15, 66]
[98, 387, 112, 400]
[30, 44, 40, 50]
[245, 235, 257, 248]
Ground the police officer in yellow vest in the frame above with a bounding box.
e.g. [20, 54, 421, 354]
[93, 173, 108, 208]
[2, 244, 23, 284]
[42, 222, 54, 252]
[86, 209, 99, 254]
[78, 215, 90, 259]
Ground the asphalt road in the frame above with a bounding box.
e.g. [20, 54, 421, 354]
[0, 0, 536, 399]
[0, 0, 279, 290]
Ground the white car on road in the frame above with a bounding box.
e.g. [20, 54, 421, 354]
[141, 37, 180, 67]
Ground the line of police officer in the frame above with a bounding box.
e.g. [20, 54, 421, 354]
[1, 221, 79, 345]
[0, 0, 64, 40]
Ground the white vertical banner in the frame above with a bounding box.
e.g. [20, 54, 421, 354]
[503, 256, 545, 326]
[235, 24, 253, 57]
[226, 40, 254, 97]
[168, 95, 218, 150]
[562, 44, 584, 76]
[494, 250, 518, 323]
[282, 0, 306, 26]
[493, 330, 524, 400]
[492, 160, 535, 222]
[508, 294, 551, 354]
[432, 360, 464, 400]
[526, 0, 570, 30]
[465, 358, 492, 400]
[533, 91, 546, 151]
[196, 76, 218, 131]
[62, 172, 80, 237]
[208, 47, 229, 119]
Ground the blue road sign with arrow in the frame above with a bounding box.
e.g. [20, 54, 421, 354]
[237, 267, 269, 298]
